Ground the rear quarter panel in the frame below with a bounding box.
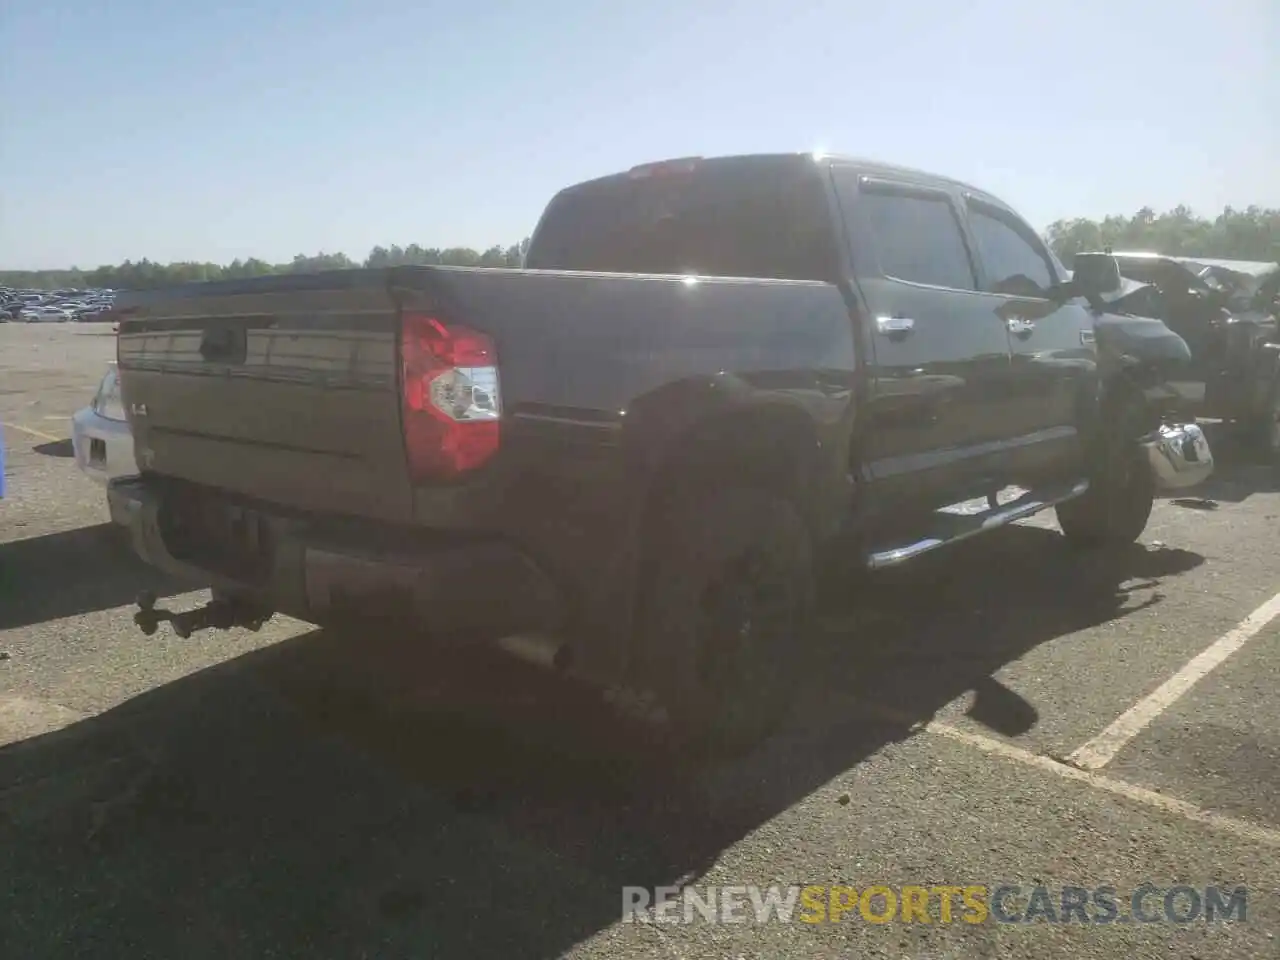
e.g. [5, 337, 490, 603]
[393, 267, 858, 521]
[393, 265, 858, 678]
[394, 266, 855, 420]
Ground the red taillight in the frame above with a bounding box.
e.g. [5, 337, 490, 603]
[400, 313, 502, 482]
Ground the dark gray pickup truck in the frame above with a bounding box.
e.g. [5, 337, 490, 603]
[111, 153, 1213, 752]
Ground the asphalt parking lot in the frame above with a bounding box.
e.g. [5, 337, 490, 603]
[1, 323, 1278, 960]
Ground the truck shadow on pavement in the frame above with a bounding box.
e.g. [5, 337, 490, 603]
[0, 524, 187, 630]
[1171, 464, 1280, 505]
[32, 438, 75, 459]
[0, 526, 1203, 959]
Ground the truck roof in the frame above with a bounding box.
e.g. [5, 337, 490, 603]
[555, 151, 1000, 206]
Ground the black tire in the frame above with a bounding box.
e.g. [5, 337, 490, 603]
[1055, 399, 1155, 548]
[636, 487, 815, 757]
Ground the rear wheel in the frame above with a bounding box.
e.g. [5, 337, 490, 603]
[1056, 398, 1155, 548]
[636, 487, 815, 757]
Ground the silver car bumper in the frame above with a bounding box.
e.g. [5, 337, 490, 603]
[71, 405, 137, 486]
[1141, 422, 1214, 491]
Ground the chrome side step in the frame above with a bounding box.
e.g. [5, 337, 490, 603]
[866, 479, 1089, 569]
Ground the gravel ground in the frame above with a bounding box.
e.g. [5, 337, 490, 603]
[1, 323, 1277, 959]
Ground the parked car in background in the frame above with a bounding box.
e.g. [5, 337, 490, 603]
[72, 364, 137, 493]
[1075, 251, 1280, 459]
[19, 306, 73, 323]
[0, 284, 117, 322]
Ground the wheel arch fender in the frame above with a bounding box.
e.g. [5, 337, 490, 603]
[635, 398, 839, 544]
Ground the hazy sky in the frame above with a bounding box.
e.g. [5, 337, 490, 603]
[2, 0, 1276, 270]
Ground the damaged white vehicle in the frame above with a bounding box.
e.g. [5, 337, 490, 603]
[71, 364, 137, 490]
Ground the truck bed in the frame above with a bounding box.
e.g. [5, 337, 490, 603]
[115, 265, 855, 526]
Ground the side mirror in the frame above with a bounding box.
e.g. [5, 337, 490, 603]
[1069, 253, 1124, 299]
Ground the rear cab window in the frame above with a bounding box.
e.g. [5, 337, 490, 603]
[524, 156, 841, 282]
[830, 170, 977, 291]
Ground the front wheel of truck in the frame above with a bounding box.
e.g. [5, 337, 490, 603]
[1055, 401, 1155, 548]
[638, 487, 815, 758]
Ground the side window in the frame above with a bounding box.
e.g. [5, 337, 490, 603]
[966, 205, 1055, 298]
[853, 187, 977, 291]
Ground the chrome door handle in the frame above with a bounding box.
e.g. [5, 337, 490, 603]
[876, 315, 915, 337]
[1007, 317, 1035, 338]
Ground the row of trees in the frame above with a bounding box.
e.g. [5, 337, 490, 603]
[0, 240, 531, 291]
[3, 205, 1277, 291]
[1045, 205, 1278, 266]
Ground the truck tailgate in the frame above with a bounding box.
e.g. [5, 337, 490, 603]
[116, 270, 413, 521]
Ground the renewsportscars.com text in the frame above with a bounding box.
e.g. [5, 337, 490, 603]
[622, 883, 1248, 925]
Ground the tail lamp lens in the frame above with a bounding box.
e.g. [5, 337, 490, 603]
[400, 314, 501, 481]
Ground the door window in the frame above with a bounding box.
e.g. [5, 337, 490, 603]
[967, 205, 1056, 298]
[853, 188, 977, 292]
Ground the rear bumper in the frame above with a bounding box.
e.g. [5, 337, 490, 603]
[107, 476, 563, 640]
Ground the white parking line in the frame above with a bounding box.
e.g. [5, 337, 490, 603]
[855, 701, 1280, 848]
[1, 421, 62, 443]
[1066, 589, 1280, 771]
[927, 721, 1280, 849]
